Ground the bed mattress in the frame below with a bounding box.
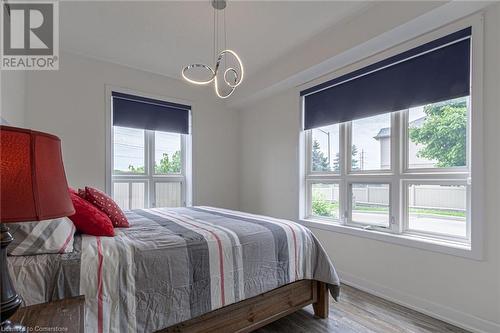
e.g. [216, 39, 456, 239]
[7, 206, 340, 333]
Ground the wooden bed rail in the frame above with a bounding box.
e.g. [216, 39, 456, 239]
[160, 279, 329, 333]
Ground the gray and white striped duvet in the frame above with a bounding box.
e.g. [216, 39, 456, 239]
[8, 206, 340, 333]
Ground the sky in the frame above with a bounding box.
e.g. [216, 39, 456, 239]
[113, 126, 180, 171]
[351, 113, 390, 170]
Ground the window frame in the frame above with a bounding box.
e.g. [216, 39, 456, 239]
[402, 96, 471, 174]
[105, 86, 193, 210]
[346, 112, 395, 174]
[308, 123, 341, 175]
[303, 108, 472, 250]
[347, 181, 393, 231]
[112, 127, 147, 176]
[307, 180, 341, 222]
[299, 15, 484, 260]
[153, 130, 184, 176]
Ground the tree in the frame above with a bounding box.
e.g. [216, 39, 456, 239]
[155, 151, 181, 173]
[333, 145, 359, 171]
[332, 153, 341, 172]
[312, 140, 330, 171]
[351, 145, 359, 170]
[127, 165, 144, 173]
[409, 99, 466, 167]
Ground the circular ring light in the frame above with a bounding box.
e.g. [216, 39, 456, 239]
[223, 68, 238, 87]
[181, 63, 216, 85]
[214, 76, 236, 99]
[181, 1, 244, 99]
[216, 50, 244, 88]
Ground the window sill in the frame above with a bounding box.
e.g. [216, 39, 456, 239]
[299, 218, 482, 260]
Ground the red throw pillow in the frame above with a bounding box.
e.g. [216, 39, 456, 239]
[68, 188, 114, 237]
[85, 186, 129, 228]
[77, 188, 87, 200]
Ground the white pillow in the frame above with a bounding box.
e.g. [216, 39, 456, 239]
[7, 217, 76, 256]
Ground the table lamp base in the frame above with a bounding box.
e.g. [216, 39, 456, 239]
[0, 224, 25, 332]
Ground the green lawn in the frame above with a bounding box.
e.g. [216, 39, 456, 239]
[409, 207, 466, 218]
[354, 206, 465, 218]
[312, 197, 465, 219]
[353, 205, 388, 213]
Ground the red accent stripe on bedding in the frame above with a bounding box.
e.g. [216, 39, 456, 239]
[194, 207, 299, 283]
[58, 225, 75, 254]
[166, 215, 226, 306]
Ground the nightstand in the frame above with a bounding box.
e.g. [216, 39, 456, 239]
[10, 296, 85, 333]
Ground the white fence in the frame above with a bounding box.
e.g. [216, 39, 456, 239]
[113, 180, 182, 211]
[155, 182, 181, 208]
[113, 182, 146, 210]
[313, 184, 465, 211]
[315, 187, 341, 201]
[353, 187, 388, 205]
[408, 184, 465, 210]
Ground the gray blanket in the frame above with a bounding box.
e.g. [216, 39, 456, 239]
[8, 206, 340, 333]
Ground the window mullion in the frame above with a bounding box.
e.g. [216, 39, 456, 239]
[344, 122, 352, 175]
[181, 134, 186, 178]
[304, 130, 312, 218]
[147, 130, 154, 207]
[389, 111, 400, 233]
[305, 129, 312, 176]
[339, 123, 347, 224]
[180, 134, 186, 206]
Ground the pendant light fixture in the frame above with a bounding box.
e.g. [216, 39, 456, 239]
[181, 0, 244, 99]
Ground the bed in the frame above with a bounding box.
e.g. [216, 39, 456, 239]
[7, 206, 340, 333]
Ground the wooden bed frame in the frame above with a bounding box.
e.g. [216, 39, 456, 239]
[160, 280, 329, 333]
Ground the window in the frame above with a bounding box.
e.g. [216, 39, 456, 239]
[311, 124, 339, 172]
[311, 183, 340, 219]
[407, 97, 467, 170]
[406, 183, 467, 239]
[304, 98, 470, 245]
[351, 113, 391, 171]
[300, 25, 480, 255]
[113, 127, 145, 174]
[108, 91, 191, 211]
[350, 183, 390, 228]
[155, 131, 182, 174]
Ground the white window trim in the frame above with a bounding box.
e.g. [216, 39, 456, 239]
[105, 85, 193, 208]
[298, 14, 484, 260]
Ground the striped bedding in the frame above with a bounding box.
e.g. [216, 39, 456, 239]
[8, 217, 75, 256]
[7, 206, 340, 333]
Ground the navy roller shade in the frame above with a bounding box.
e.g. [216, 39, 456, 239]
[112, 92, 191, 134]
[301, 27, 471, 130]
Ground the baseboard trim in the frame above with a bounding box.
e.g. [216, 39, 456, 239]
[338, 270, 500, 333]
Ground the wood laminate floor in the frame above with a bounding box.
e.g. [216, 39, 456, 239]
[256, 284, 470, 333]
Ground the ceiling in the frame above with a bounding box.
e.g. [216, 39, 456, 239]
[60, 1, 371, 81]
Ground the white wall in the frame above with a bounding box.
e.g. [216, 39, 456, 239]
[237, 3, 500, 333]
[0, 71, 26, 126]
[23, 51, 239, 209]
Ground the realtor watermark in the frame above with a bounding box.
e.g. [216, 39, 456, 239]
[1, 0, 59, 70]
[1, 326, 68, 332]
